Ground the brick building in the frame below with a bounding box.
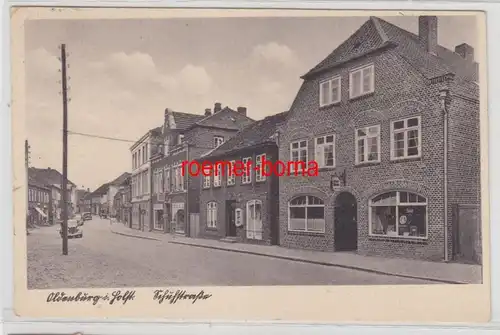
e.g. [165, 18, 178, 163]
[198, 111, 287, 244]
[149, 103, 254, 236]
[278, 16, 480, 262]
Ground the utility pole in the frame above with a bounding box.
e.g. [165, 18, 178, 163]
[60, 44, 69, 256]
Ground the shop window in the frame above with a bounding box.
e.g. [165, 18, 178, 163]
[288, 195, 325, 233]
[369, 191, 427, 238]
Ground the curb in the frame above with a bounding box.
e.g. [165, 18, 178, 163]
[111, 230, 162, 241]
[168, 240, 465, 285]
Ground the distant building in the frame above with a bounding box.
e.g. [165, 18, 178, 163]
[27, 177, 52, 225]
[28, 167, 77, 221]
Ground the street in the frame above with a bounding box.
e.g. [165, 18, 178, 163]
[27, 217, 435, 289]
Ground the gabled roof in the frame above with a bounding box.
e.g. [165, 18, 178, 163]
[202, 111, 288, 158]
[92, 183, 109, 196]
[109, 172, 131, 186]
[171, 111, 205, 131]
[188, 107, 255, 132]
[28, 176, 49, 190]
[28, 167, 76, 187]
[302, 16, 478, 82]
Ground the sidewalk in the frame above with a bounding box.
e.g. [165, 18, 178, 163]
[110, 223, 482, 284]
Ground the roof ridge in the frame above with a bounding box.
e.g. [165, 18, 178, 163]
[370, 16, 389, 43]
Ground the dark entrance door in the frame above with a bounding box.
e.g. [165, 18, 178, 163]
[226, 200, 237, 237]
[334, 192, 358, 251]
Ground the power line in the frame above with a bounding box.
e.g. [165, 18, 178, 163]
[67, 130, 137, 143]
[66, 130, 216, 150]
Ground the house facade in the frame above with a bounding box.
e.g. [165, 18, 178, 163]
[28, 167, 77, 220]
[156, 103, 255, 237]
[27, 180, 52, 225]
[198, 112, 287, 244]
[278, 16, 480, 262]
[130, 128, 161, 231]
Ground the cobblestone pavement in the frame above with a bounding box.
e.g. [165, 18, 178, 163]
[27, 218, 435, 289]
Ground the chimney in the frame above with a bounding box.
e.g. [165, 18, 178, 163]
[214, 102, 222, 113]
[204, 108, 212, 116]
[237, 106, 247, 116]
[87, 188, 90, 192]
[455, 43, 474, 61]
[418, 16, 438, 54]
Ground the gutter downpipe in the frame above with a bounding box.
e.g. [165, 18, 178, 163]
[439, 86, 450, 262]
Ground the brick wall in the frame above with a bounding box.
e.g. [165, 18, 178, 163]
[447, 81, 481, 259]
[199, 146, 278, 245]
[278, 47, 465, 261]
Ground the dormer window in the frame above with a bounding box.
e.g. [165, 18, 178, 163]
[214, 136, 224, 148]
[178, 134, 184, 145]
[319, 76, 341, 107]
[349, 64, 374, 99]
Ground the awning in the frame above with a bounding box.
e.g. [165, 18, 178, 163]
[35, 207, 47, 218]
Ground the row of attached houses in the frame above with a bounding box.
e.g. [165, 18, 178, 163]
[124, 16, 481, 264]
[28, 167, 78, 224]
[129, 103, 254, 235]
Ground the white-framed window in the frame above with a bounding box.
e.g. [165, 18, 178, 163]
[158, 170, 164, 193]
[390, 116, 421, 160]
[314, 135, 335, 168]
[255, 154, 266, 182]
[319, 76, 341, 107]
[207, 202, 217, 228]
[203, 174, 211, 189]
[164, 167, 171, 193]
[290, 140, 308, 173]
[227, 160, 235, 186]
[173, 164, 184, 191]
[164, 138, 170, 156]
[355, 125, 381, 164]
[349, 64, 374, 99]
[246, 200, 263, 240]
[214, 136, 224, 148]
[241, 157, 252, 184]
[178, 134, 184, 145]
[288, 195, 325, 233]
[369, 191, 427, 239]
[213, 164, 222, 187]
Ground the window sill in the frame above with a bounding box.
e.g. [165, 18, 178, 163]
[213, 185, 222, 188]
[354, 161, 381, 168]
[287, 229, 326, 236]
[319, 101, 341, 110]
[318, 167, 336, 172]
[390, 156, 422, 164]
[206, 227, 218, 231]
[255, 179, 267, 184]
[241, 182, 252, 185]
[368, 235, 428, 244]
[349, 91, 375, 102]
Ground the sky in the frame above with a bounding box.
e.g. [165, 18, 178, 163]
[24, 14, 479, 191]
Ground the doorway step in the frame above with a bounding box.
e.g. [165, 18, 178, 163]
[220, 236, 239, 243]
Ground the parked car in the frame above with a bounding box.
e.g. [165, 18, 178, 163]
[82, 212, 92, 221]
[59, 219, 83, 239]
